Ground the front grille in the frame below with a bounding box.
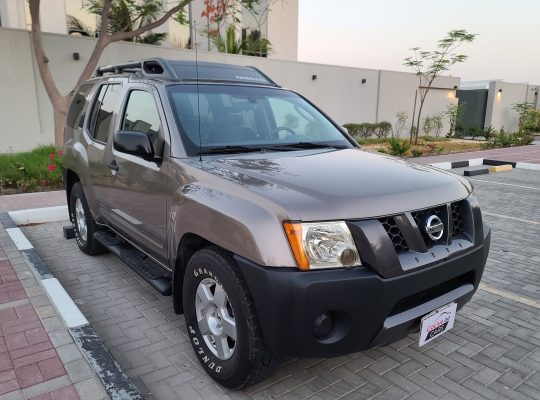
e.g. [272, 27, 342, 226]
[380, 217, 409, 253]
[379, 200, 469, 254]
[451, 200, 466, 236]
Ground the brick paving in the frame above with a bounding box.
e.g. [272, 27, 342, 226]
[0, 227, 107, 399]
[411, 144, 540, 165]
[19, 168, 540, 399]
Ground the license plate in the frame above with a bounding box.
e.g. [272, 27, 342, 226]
[419, 302, 457, 346]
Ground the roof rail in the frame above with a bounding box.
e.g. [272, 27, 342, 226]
[94, 58, 280, 87]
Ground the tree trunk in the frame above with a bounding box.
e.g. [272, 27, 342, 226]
[415, 100, 425, 145]
[53, 96, 69, 148]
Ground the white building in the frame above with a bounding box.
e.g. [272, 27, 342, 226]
[0, 0, 299, 60]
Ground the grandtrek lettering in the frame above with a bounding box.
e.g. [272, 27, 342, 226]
[234, 75, 267, 83]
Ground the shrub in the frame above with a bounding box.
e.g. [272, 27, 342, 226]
[411, 149, 423, 158]
[375, 121, 392, 139]
[432, 114, 444, 137]
[492, 130, 512, 148]
[0, 145, 63, 193]
[482, 126, 496, 140]
[423, 116, 433, 136]
[389, 138, 410, 156]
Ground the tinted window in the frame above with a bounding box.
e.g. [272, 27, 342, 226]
[121, 90, 161, 151]
[167, 85, 351, 156]
[89, 84, 121, 143]
[67, 83, 93, 129]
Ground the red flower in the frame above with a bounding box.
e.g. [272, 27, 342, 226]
[47, 164, 57, 172]
[49, 153, 56, 160]
[57, 150, 63, 156]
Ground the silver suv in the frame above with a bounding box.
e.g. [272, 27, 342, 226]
[63, 58, 491, 389]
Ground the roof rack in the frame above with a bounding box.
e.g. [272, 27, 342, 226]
[94, 58, 280, 87]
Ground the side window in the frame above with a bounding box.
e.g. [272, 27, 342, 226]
[67, 83, 93, 129]
[121, 90, 161, 151]
[89, 84, 121, 143]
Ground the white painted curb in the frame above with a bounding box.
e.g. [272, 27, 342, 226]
[6, 227, 34, 250]
[8, 205, 68, 226]
[430, 162, 452, 170]
[516, 162, 540, 171]
[469, 158, 484, 167]
[42, 278, 89, 328]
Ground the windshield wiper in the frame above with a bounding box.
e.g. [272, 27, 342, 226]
[198, 145, 267, 155]
[268, 142, 348, 150]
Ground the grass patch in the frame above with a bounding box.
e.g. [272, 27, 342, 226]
[0, 145, 63, 194]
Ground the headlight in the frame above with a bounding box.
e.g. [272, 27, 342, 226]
[284, 221, 361, 270]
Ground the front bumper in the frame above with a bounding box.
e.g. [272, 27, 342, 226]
[236, 225, 490, 358]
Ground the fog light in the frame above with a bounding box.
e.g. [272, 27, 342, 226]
[313, 313, 333, 339]
[339, 248, 357, 267]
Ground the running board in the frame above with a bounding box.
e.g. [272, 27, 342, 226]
[94, 231, 172, 296]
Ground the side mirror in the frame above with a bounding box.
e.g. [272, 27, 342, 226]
[114, 130, 154, 160]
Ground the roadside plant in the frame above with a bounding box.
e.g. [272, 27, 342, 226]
[444, 103, 466, 137]
[411, 149, 423, 158]
[432, 114, 443, 137]
[404, 30, 477, 144]
[389, 138, 410, 157]
[375, 121, 392, 139]
[482, 126, 496, 141]
[422, 116, 433, 137]
[392, 111, 408, 138]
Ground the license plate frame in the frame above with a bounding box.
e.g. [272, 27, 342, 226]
[419, 302, 457, 347]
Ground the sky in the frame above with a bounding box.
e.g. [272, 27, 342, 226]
[298, 0, 540, 84]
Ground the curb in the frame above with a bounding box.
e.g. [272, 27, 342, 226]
[0, 211, 143, 400]
[429, 158, 540, 171]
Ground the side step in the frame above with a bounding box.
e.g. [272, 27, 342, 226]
[94, 231, 172, 296]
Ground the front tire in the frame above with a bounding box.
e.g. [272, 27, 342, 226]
[69, 182, 105, 255]
[183, 247, 278, 389]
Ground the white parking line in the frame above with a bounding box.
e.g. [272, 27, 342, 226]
[479, 283, 540, 309]
[42, 278, 89, 328]
[6, 227, 34, 250]
[482, 212, 540, 225]
[469, 179, 540, 191]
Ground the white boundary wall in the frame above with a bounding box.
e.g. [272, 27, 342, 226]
[0, 27, 460, 152]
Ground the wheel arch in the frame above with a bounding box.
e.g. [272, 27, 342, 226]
[64, 169, 80, 222]
[172, 232, 214, 314]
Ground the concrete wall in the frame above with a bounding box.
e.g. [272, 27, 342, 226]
[485, 81, 539, 132]
[0, 28, 460, 152]
[378, 71, 459, 137]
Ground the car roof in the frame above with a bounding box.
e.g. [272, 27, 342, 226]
[93, 58, 280, 88]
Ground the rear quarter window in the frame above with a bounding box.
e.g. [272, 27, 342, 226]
[66, 83, 94, 129]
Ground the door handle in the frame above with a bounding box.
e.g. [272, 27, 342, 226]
[107, 160, 119, 171]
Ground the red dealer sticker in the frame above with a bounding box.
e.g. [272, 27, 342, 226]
[419, 302, 457, 346]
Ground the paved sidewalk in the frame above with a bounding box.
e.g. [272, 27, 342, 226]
[0, 224, 107, 399]
[0, 192, 65, 214]
[411, 144, 540, 165]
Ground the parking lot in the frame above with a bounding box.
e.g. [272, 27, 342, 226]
[21, 168, 540, 400]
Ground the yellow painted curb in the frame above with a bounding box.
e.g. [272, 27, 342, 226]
[489, 164, 513, 172]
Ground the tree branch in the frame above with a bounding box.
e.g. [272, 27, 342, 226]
[29, 0, 62, 102]
[73, 0, 113, 88]
[109, 0, 191, 42]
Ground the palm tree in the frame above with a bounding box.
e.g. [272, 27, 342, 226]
[67, 15, 94, 37]
[86, 0, 168, 45]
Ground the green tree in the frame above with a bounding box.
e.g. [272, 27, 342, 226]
[404, 30, 477, 144]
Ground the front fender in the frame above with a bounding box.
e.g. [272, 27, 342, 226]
[169, 182, 297, 268]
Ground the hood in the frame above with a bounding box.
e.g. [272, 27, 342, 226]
[201, 149, 471, 221]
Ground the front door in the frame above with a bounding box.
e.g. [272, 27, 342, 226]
[104, 86, 169, 262]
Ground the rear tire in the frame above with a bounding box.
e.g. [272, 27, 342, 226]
[69, 182, 106, 255]
[183, 247, 279, 389]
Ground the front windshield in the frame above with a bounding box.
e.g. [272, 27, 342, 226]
[167, 84, 353, 155]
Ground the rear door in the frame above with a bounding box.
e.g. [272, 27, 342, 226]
[104, 84, 169, 261]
